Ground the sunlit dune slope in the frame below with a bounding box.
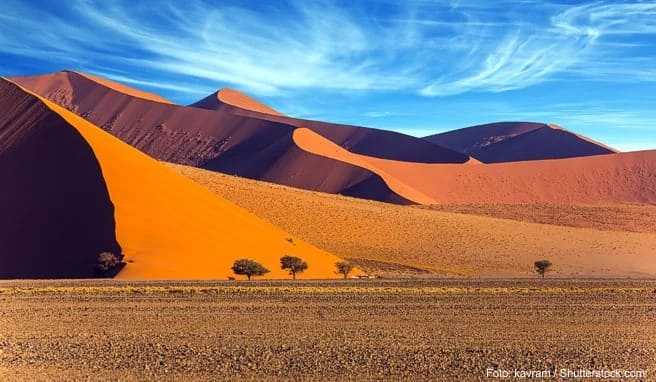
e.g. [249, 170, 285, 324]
[11, 71, 409, 203]
[294, 128, 656, 205]
[3, 79, 346, 279]
[425, 122, 617, 163]
[169, 163, 656, 278]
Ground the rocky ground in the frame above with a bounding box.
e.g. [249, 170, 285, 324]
[1, 279, 655, 381]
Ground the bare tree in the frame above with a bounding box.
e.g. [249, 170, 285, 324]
[232, 259, 270, 280]
[280, 256, 308, 280]
[335, 261, 354, 279]
[534, 260, 553, 278]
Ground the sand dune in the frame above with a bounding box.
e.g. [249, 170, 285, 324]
[0, 78, 346, 279]
[11, 71, 415, 203]
[169, 163, 656, 278]
[190, 88, 282, 116]
[425, 122, 617, 163]
[294, 127, 656, 205]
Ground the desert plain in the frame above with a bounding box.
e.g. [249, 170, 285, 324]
[1, 279, 655, 381]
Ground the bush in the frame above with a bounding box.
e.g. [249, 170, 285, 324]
[95, 252, 124, 276]
[335, 261, 354, 279]
[232, 259, 270, 280]
[534, 260, 553, 278]
[280, 255, 308, 280]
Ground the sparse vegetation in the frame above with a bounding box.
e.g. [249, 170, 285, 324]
[231, 259, 270, 280]
[95, 252, 124, 276]
[534, 259, 553, 278]
[335, 261, 354, 279]
[280, 255, 308, 279]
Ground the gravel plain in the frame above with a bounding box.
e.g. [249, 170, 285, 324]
[1, 279, 655, 381]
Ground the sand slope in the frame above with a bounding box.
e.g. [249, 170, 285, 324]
[425, 122, 617, 163]
[294, 127, 656, 204]
[11, 71, 414, 203]
[1, 78, 346, 279]
[169, 163, 656, 277]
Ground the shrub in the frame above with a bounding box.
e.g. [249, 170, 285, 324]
[335, 261, 354, 279]
[280, 255, 308, 280]
[95, 252, 124, 276]
[231, 259, 270, 280]
[534, 260, 553, 278]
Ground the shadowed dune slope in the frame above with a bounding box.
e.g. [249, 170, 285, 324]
[0, 79, 121, 278]
[425, 122, 617, 163]
[2, 79, 346, 279]
[168, 163, 656, 278]
[205, 87, 469, 164]
[11, 71, 409, 203]
[294, 127, 656, 205]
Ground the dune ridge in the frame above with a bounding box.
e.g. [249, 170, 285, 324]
[425, 121, 617, 163]
[294, 127, 656, 205]
[2, 78, 347, 279]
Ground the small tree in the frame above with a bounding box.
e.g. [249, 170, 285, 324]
[280, 255, 308, 280]
[335, 261, 354, 279]
[534, 260, 553, 278]
[95, 252, 123, 275]
[232, 259, 270, 280]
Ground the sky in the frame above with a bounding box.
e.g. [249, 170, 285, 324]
[1, 0, 655, 151]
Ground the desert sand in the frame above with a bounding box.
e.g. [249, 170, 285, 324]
[293, 127, 656, 205]
[190, 88, 283, 116]
[11, 71, 412, 203]
[425, 121, 617, 162]
[1, 78, 346, 279]
[2, 279, 654, 381]
[169, 163, 656, 278]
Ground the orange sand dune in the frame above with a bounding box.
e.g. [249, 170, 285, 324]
[74, 72, 173, 104]
[294, 128, 656, 205]
[170, 163, 656, 278]
[2, 78, 346, 279]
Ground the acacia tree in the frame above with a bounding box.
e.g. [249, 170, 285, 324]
[335, 261, 354, 279]
[280, 255, 308, 280]
[534, 260, 553, 278]
[232, 259, 270, 280]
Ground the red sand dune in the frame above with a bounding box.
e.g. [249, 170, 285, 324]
[190, 88, 283, 116]
[425, 122, 617, 163]
[12, 71, 433, 203]
[0, 78, 348, 279]
[294, 127, 656, 205]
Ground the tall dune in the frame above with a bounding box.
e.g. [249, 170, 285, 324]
[11, 71, 413, 203]
[1, 78, 346, 279]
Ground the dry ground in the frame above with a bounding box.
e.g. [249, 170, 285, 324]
[1, 279, 654, 381]
[168, 164, 656, 277]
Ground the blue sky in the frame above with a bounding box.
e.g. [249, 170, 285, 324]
[1, 0, 655, 151]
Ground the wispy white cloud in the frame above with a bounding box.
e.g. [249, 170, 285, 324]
[0, 0, 655, 98]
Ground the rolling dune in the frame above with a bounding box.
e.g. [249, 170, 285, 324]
[11, 71, 413, 203]
[425, 121, 617, 163]
[169, 163, 656, 278]
[1, 78, 346, 279]
[294, 127, 656, 205]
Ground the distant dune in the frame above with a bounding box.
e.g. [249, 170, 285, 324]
[0, 78, 346, 279]
[190, 88, 282, 116]
[425, 122, 617, 163]
[294, 127, 656, 204]
[169, 163, 656, 278]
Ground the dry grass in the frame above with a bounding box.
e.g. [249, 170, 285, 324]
[1, 279, 654, 381]
[167, 163, 656, 278]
